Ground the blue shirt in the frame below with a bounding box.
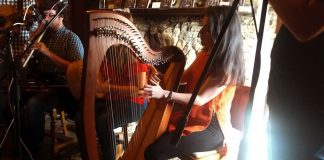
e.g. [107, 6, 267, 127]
[33, 26, 84, 83]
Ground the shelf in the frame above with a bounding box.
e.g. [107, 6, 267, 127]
[130, 7, 207, 16]
[128, 6, 251, 16]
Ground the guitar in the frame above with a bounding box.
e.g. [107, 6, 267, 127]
[0, 5, 20, 30]
[0, 5, 19, 49]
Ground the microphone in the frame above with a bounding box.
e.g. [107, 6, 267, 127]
[29, 5, 43, 22]
[19, 4, 43, 30]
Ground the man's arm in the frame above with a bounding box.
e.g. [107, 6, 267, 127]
[270, 0, 324, 41]
[33, 41, 71, 71]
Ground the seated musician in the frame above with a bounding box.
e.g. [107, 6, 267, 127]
[94, 43, 149, 160]
[21, 0, 84, 155]
[143, 6, 245, 159]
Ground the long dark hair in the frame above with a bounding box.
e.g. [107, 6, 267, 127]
[206, 6, 245, 86]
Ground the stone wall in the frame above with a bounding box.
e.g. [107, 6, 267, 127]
[133, 15, 202, 70]
[132, 9, 277, 84]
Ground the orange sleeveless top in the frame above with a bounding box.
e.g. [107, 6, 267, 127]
[168, 51, 236, 135]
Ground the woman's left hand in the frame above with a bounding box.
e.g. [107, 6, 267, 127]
[143, 84, 166, 99]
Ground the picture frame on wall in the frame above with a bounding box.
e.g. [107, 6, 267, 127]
[205, 0, 220, 6]
[160, 0, 176, 8]
[122, 0, 136, 8]
[106, 0, 123, 9]
[179, 0, 194, 7]
[136, 0, 151, 8]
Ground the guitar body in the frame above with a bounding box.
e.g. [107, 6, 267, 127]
[0, 5, 18, 31]
[0, 5, 19, 79]
[0, 5, 18, 49]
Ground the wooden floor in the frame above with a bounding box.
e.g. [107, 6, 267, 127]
[0, 116, 182, 160]
[0, 136, 81, 160]
[0, 115, 81, 160]
[0, 116, 145, 160]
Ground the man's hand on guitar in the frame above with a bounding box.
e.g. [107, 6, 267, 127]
[32, 41, 50, 55]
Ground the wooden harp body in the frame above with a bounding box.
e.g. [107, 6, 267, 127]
[66, 10, 186, 160]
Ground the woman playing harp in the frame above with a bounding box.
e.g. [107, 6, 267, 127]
[143, 6, 245, 159]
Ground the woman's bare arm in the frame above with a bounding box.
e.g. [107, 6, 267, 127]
[144, 76, 226, 106]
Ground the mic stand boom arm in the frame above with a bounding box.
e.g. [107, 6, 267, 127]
[171, 0, 241, 146]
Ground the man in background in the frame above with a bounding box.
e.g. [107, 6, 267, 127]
[267, 0, 324, 160]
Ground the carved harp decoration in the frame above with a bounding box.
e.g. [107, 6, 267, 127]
[89, 17, 171, 66]
[66, 10, 186, 160]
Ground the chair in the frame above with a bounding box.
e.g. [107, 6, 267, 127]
[180, 86, 250, 160]
[49, 108, 78, 156]
[114, 122, 138, 159]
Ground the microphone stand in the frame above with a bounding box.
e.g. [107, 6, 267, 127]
[6, 28, 24, 160]
[5, 2, 69, 159]
[0, 29, 25, 160]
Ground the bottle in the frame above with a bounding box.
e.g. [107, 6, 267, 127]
[106, 0, 122, 9]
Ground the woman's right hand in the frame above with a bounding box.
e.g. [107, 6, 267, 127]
[148, 72, 163, 86]
[143, 84, 167, 99]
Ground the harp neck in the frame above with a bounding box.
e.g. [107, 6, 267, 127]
[88, 10, 172, 65]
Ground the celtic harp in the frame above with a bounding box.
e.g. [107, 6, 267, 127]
[66, 10, 186, 160]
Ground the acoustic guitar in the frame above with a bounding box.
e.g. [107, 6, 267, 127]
[0, 5, 19, 49]
[0, 5, 19, 79]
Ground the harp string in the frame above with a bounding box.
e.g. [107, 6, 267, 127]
[95, 16, 146, 156]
